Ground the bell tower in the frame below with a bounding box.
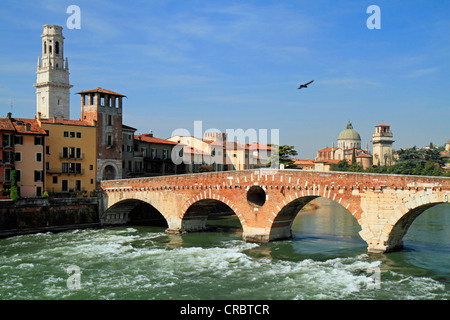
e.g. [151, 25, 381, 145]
[34, 24, 73, 119]
[372, 124, 394, 166]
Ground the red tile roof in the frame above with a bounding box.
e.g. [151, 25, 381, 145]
[0, 118, 15, 131]
[11, 118, 47, 135]
[293, 159, 315, 165]
[39, 118, 94, 127]
[247, 143, 272, 150]
[135, 134, 178, 145]
[76, 87, 126, 97]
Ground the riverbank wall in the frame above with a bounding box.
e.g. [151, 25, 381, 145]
[0, 197, 99, 238]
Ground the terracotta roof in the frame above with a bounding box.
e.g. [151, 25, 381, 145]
[11, 118, 47, 135]
[314, 159, 341, 164]
[294, 159, 315, 165]
[76, 87, 126, 97]
[135, 134, 178, 145]
[39, 118, 94, 127]
[0, 118, 15, 131]
[376, 124, 390, 127]
[247, 143, 272, 150]
[318, 147, 341, 152]
[356, 152, 372, 158]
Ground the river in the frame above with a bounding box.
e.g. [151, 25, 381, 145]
[0, 198, 448, 300]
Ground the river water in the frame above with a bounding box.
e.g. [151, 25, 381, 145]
[0, 198, 448, 300]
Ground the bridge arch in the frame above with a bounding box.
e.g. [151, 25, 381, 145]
[102, 198, 168, 227]
[269, 191, 363, 242]
[180, 192, 246, 233]
[381, 200, 449, 252]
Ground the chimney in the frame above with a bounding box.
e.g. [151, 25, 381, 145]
[7, 112, 12, 119]
[53, 116, 57, 123]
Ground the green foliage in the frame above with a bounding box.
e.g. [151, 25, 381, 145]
[10, 169, 19, 201]
[334, 144, 448, 177]
[266, 145, 298, 168]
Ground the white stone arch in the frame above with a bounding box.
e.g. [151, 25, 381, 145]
[379, 191, 450, 252]
[99, 160, 121, 181]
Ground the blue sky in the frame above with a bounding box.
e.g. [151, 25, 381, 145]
[0, 0, 449, 158]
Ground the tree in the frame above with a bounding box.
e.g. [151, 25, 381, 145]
[10, 169, 19, 201]
[266, 145, 298, 168]
[330, 160, 350, 171]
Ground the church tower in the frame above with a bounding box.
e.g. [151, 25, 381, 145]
[34, 25, 73, 119]
[372, 124, 394, 166]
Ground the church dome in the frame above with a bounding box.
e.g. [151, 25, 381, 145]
[338, 121, 361, 141]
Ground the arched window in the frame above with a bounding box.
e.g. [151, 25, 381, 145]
[44, 41, 47, 54]
[55, 41, 59, 55]
[49, 45, 52, 54]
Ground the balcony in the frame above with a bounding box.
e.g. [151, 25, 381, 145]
[47, 168, 85, 175]
[59, 153, 84, 160]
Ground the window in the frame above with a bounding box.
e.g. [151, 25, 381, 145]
[34, 170, 44, 182]
[64, 131, 69, 137]
[107, 135, 113, 146]
[36, 187, 42, 197]
[70, 132, 75, 138]
[4, 169, 11, 181]
[26, 124, 31, 132]
[2, 151, 13, 164]
[2, 134, 12, 147]
[76, 132, 81, 138]
[15, 170, 21, 182]
[46, 146, 50, 155]
[14, 152, 21, 162]
[62, 163, 69, 173]
[90, 179, 94, 184]
[53, 176, 58, 184]
[75, 180, 81, 192]
[107, 115, 112, 126]
[89, 165, 93, 170]
[151, 148, 157, 159]
[14, 136, 23, 145]
[163, 149, 169, 160]
[55, 41, 59, 55]
[63, 147, 69, 158]
[36, 153, 42, 162]
[46, 162, 49, 170]
[62, 180, 69, 192]
[34, 136, 44, 145]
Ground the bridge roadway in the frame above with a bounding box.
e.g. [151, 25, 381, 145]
[100, 169, 450, 253]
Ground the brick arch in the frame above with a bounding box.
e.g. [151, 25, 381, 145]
[180, 192, 247, 232]
[102, 197, 168, 226]
[269, 190, 363, 242]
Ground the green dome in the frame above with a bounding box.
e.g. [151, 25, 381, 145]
[338, 121, 361, 141]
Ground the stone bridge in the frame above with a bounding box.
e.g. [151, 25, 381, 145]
[99, 169, 450, 253]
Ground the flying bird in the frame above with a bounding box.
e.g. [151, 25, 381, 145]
[297, 80, 314, 90]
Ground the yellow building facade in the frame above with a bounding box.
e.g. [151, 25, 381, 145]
[37, 116, 97, 196]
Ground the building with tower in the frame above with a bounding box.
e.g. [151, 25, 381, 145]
[33, 25, 73, 120]
[337, 121, 361, 150]
[314, 121, 373, 170]
[372, 124, 394, 166]
[78, 87, 125, 181]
